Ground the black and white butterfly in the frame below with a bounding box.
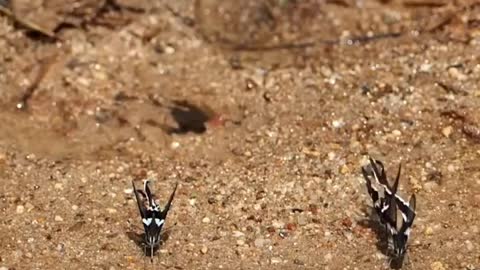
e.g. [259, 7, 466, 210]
[132, 180, 178, 262]
[362, 157, 417, 267]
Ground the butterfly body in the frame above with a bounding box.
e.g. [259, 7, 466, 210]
[362, 157, 417, 267]
[132, 180, 178, 262]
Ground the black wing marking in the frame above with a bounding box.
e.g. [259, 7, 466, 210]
[396, 194, 416, 234]
[363, 158, 399, 225]
[382, 163, 401, 230]
[161, 182, 178, 219]
[132, 181, 146, 219]
[361, 165, 381, 207]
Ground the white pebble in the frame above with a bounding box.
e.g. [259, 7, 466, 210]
[332, 119, 345, 128]
[232, 231, 245, 238]
[55, 215, 64, 222]
[171, 141, 180, 149]
[16, 205, 25, 214]
[271, 257, 282, 264]
[202, 217, 210, 223]
[324, 253, 333, 262]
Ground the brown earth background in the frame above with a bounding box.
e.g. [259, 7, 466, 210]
[0, 0, 479, 269]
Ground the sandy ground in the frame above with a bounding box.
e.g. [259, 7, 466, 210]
[0, 0, 479, 269]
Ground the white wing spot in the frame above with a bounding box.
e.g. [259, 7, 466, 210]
[155, 218, 165, 227]
[143, 218, 153, 226]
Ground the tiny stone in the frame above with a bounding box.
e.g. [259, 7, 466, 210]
[465, 240, 474, 251]
[270, 257, 282, 264]
[236, 239, 245, 246]
[55, 215, 64, 222]
[254, 238, 265, 248]
[200, 246, 208, 254]
[430, 261, 446, 270]
[425, 226, 434, 235]
[72, 205, 79, 211]
[392, 130, 401, 136]
[202, 217, 210, 223]
[16, 205, 25, 214]
[332, 119, 344, 128]
[232, 231, 245, 238]
[170, 141, 180, 149]
[447, 164, 455, 172]
[423, 182, 438, 192]
[54, 183, 63, 190]
[272, 220, 285, 229]
[106, 208, 117, 214]
[442, 126, 453, 138]
[448, 67, 467, 81]
[324, 253, 333, 262]
[244, 151, 252, 157]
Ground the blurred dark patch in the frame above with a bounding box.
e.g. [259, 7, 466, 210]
[167, 100, 213, 134]
[358, 209, 408, 269]
[358, 210, 389, 256]
[126, 230, 171, 257]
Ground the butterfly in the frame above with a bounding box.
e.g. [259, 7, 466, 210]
[132, 180, 178, 262]
[362, 157, 417, 267]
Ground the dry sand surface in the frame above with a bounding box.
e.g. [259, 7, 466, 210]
[0, 0, 479, 269]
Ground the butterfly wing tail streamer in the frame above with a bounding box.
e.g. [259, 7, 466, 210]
[132, 181, 147, 219]
[163, 183, 179, 217]
[144, 180, 156, 207]
[362, 166, 380, 204]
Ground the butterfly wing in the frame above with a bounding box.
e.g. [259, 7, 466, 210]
[132, 181, 147, 219]
[161, 183, 178, 219]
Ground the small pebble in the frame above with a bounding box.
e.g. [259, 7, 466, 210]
[0, 266, 9, 270]
[16, 205, 25, 214]
[448, 67, 467, 81]
[170, 141, 180, 149]
[430, 261, 446, 270]
[465, 240, 474, 251]
[54, 183, 63, 190]
[324, 253, 333, 262]
[232, 231, 245, 238]
[202, 217, 210, 223]
[106, 208, 117, 214]
[72, 205, 79, 211]
[236, 239, 245, 246]
[425, 226, 434, 236]
[55, 215, 64, 222]
[442, 126, 453, 138]
[332, 119, 345, 128]
[270, 257, 282, 264]
[200, 246, 208, 254]
[254, 238, 265, 248]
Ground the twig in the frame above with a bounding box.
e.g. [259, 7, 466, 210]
[17, 53, 58, 110]
[0, 3, 56, 38]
